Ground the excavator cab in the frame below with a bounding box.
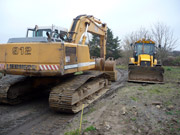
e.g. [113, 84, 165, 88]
[26, 25, 68, 42]
[27, 28, 52, 38]
[128, 39, 164, 83]
[8, 25, 68, 43]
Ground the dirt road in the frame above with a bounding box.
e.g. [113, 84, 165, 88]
[0, 69, 126, 135]
[0, 96, 74, 135]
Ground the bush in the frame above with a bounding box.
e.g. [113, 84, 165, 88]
[172, 56, 180, 66]
[163, 56, 180, 66]
[166, 67, 172, 71]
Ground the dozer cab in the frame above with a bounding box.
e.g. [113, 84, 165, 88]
[0, 15, 117, 113]
[128, 39, 164, 83]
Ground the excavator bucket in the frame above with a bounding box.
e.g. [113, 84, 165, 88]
[128, 65, 164, 83]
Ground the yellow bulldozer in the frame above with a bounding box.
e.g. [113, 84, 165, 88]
[0, 15, 117, 113]
[128, 39, 164, 83]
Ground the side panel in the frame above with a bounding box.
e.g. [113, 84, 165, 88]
[0, 42, 96, 76]
[63, 43, 95, 74]
[5, 43, 63, 64]
[77, 45, 95, 71]
[0, 43, 64, 76]
[6, 43, 39, 63]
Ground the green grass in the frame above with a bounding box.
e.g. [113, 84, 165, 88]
[116, 65, 128, 70]
[148, 88, 161, 94]
[131, 117, 137, 121]
[83, 120, 88, 124]
[130, 96, 138, 101]
[74, 71, 83, 75]
[166, 111, 174, 115]
[87, 107, 96, 115]
[138, 87, 144, 91]
[64, 129, 79, 135]
[64, 126, 96, 135]
[166, 67, 172, 71]
[144, 83, 176, 96]
[166, 110, 180, 116]
[164, 100, 173, 106]
[83, 125, 96, 132]
[164, 66, 180, 82]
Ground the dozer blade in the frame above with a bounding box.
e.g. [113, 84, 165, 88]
[128, 65, 164, 83]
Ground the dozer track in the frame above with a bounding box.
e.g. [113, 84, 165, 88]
[49, 71, 109, 113]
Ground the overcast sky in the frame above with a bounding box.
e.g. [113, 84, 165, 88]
[0, 0, 180, 50]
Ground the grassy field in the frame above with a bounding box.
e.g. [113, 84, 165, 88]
[164, 66, 180, 82]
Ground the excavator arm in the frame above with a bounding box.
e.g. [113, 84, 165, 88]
[67, 15, 107, 59]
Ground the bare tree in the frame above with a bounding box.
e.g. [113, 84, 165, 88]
[123, 27, 151, 49]
[122, 27, 151, 64]
[151, 22, 178, 63]
[121, 23, 178, 65]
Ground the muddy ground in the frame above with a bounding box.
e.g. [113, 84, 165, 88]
[0, 67, 180, 135]
[0, 69, 125, 135]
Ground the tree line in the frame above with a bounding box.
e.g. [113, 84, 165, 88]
[122, 22, 178, 64]
[89, 22, 179, 65]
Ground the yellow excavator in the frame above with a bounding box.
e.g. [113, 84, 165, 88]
[0, 15, 116, 113]
[128, 39, 164, 83]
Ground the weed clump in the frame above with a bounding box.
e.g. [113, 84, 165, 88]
[166, 67, 172, 71]
[83, 125, 96, 132]
[64, 125, 96, 135]
[64, 129, 79, 135]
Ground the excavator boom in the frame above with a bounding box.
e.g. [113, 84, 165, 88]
[68, 15, 107, 59]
